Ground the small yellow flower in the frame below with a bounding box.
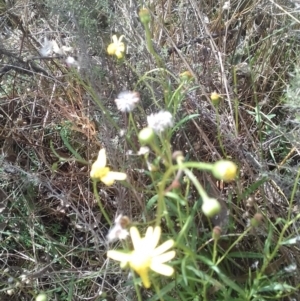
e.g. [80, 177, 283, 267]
[107, 226, 175, 288]
[212, 160, 238, 182]
[90, 149, 127, 186]
[210, 92, 221, 106]
[179, 71, 194, 81]
[107, 35, 125, 59]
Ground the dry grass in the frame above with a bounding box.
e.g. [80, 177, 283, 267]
[1, 0, 300, 300]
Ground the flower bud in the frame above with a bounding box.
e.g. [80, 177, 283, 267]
[138, 127, 155, 144]
[139, 8, 151, 24]
[36, 293, 48, 301]
[210, 92, 221, 107]
[201, 197, 221, 217]
[212, 160, 237, 182]
[180, 71, 193, 81]
[251, 213, 263, 227]
[172, 151, 184, 164]
[212, 226, 222, 240]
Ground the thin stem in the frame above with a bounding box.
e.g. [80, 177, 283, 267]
[93, 180, 111, 226]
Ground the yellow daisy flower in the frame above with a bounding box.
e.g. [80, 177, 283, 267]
[107, 35, 125, 59]
[107, 226, 175, 288]
[90, 149, 127, 186]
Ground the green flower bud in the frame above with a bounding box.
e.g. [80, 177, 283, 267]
[138, 127, 155, 144]
[212, 226, 222, 241]
[210, 92, 221, 107]
[201, 197, 221, 217]
[36, 293, 47, 301]
[139, 8, 151, 24]
[251, 213, 263, 227]
[179, 71, 194, 81]
[212, 160, 238, 182]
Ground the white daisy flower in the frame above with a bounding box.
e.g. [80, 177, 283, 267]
[114, 91, 140, 112]
[147, 111, 174, 134]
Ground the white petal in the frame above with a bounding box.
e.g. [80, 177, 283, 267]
[145, 226, 154, 239]
[152, 239, 174, 257]
[152, 251, 176, 264]
[97, 149, 107, 167]
[107, 250, 131, 263]
[107, 171, 127, 181]
[150, 262, 174, 276]
[100, 174, 115, 186]
[130, 227, 142, 249]
[151, 226, 161, 248]
[112, 35, 118, 44]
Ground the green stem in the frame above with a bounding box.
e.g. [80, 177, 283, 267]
[143, 22, 164, 68]
[92, 180, 111, 225]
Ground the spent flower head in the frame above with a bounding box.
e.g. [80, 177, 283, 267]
[90, 149, 127, 186]
[107, 35, 125, 59]
[107, 226, 175, 288]
[147, 111, 173, 134]
[107, 215, 130, 243]
[114, 91, 140, 112]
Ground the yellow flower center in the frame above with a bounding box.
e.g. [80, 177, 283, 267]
[107, 44, 117, 55]
[129, 250, 152, 288]
[93, 166, 110, 179]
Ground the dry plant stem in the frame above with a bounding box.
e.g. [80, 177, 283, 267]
[80, 80, 120, 130]
[92, 180, 111, 226]
[233, 67, 239, 134]
[269, 0, 300, 25]
[50, 141, 88, 165]
[215, 107, 227, 157]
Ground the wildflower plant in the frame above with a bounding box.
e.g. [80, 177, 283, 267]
[107, 35, 125, 59]
[4, 1, 300, 301]
[84, 5, 300, 301]
[107, 226, 175, 288]
[90, 148, 127, 186]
